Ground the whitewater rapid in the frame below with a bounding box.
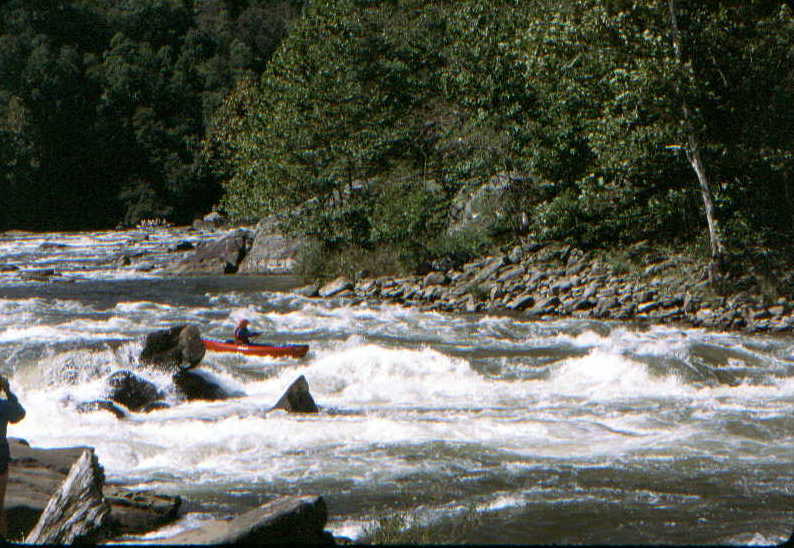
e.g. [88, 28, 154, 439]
[0, 229, 792, 544]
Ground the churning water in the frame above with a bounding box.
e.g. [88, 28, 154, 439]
[0, 229, 792, 544]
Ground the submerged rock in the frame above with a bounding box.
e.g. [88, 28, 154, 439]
[272, 375, 318, 413]
[139, 324, 205, 370]
[76, 399, 127, 419]
[173, 369, 229, 401]
[105, 370, 163, 412]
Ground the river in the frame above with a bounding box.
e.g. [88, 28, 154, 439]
[0, 228, 792, 545]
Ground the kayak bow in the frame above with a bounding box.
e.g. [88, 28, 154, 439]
[202, 338, 309, 358]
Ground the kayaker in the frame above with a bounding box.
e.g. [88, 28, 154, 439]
[234, 319, 261, 345]
[0, 374, 25, 539]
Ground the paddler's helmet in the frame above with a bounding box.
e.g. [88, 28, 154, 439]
[237, 318, 249, 327]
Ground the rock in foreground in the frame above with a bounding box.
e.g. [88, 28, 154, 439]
[7, 438, 180, 541]
[24, 449, 111, 545]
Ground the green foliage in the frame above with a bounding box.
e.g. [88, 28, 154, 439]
[213, 0, 791, 268]
[0, 0, 304, 230]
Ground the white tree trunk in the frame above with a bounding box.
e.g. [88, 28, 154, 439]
[668, 0, 726, 280]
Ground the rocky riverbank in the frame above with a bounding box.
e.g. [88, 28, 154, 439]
[6, 438, 180, 542]
[304, 240, 794, 334]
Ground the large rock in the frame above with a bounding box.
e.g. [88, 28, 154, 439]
[24, 449, 112, 544]
[173, 370, 230, 401]
[167, 229, 254, 274]
[272, 376, 318, 413]
[160, 495, 332, 545]
[447, 173, 533, 236]
[6, 439, 181, 542]
[238, 216, 304, 274]
[139, 324, 205, 370]
[105, 370, 163, 412]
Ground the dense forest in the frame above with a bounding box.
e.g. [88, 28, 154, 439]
[0, 0, 304, 230]
[2, 0, 793, 279]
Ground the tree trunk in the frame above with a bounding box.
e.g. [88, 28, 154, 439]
[667, 0, 726, 281]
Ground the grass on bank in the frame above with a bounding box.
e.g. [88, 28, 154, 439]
[361, 505, 483, 545]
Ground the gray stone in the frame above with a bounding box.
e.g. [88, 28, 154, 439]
[473, 257, 506, 284]
[159, 495, 331, 545]
[496, 265, 525, 283]
[238, 217, 303, 274]
[637, 301, 661, 314]
[173, 370, 230, 401]
[423, 271, 448, 286]
[550, 278, 576, 295]
[168, 230, 253, 274]
[507, 245, 524, 264]
[295, 283, 320, 297]
[24, 450, 112, 545]
[139, 324, 206, 370]
[527, 296, 560, 316]
[506, 294, 535, 311]
[105, 370, 163, 412]
[272, 375, 318, 413]
[318, 277, 353, 298]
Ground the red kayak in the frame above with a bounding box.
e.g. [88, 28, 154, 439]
[202, 338, 309, 358]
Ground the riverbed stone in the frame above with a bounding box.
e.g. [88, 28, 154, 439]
[506, 294, 535, 311]
[473, 257, 506, 284]
[319, 276, 353, 298]
[422, 271, 446, 286]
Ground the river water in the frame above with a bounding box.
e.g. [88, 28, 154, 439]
[0, 228, 792, 545]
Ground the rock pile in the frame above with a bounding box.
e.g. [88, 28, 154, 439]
[314, 242, 794, 333]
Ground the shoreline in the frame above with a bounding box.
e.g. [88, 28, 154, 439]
[307, 241, 794, 336]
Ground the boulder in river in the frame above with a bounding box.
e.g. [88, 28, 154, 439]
[23, 449, 112, 544]
[161, 495, 333, 545]
[105, 370, 163, 412]
[139, 324, 205, 370]
[272, 375, 318, 413]
[173, 369, 230, 401]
